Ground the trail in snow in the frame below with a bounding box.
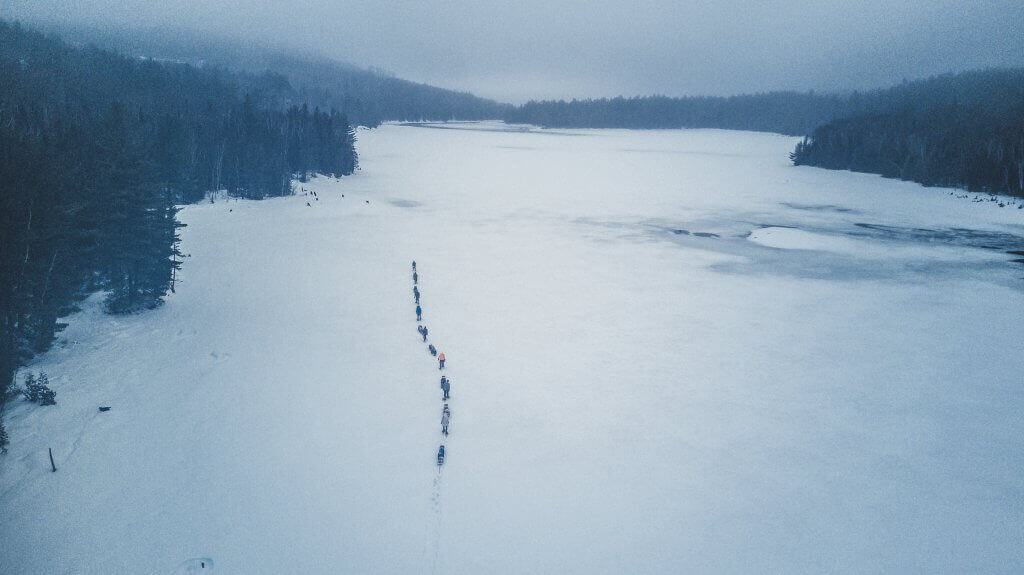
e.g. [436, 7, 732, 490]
[411, 260, 454, 572]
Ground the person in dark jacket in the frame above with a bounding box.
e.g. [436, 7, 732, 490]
[428, 344, 437, 356]
[413, 271, 418, 284]
[437, 445, 445, 466]
[412, 261, 417, 271]
[441, 376, 450, 400]
[413, 286, 420, 304]
[416, 305, 422, 321]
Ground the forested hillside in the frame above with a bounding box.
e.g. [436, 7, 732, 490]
[0, 20, 358, 450]
[263, 54, 506, 127]
[791, 69, 1024, 197]
[49, 23, 507, 127]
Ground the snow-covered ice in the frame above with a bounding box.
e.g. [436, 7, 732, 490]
[2, 122, 1023, 573]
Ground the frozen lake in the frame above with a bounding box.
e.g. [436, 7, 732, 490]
[3, 122, 1023, 573]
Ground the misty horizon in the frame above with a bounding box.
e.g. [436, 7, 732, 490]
[7, 0, 1024, 103]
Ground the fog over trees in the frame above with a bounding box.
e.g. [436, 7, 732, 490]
[10, 0, 1024, 102]
[32, 23, 508, 127]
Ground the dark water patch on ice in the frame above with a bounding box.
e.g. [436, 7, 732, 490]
[850, 223, 1024, 252]
[655, 219, 1024, 288]
[709, 250, 1018, 287]
[390, 199, 422, 208]
[572, 217, 726, 246]
[581, 217, 752, 244]
[780, 202, 860, 214]
[849, 223, 1024, 270]
[575, 216, 1024, 288]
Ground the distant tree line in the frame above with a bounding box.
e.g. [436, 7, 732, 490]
[503, 92, 873, 136]
[0, 20, 358, 450]
[790, 69, 1024, 197]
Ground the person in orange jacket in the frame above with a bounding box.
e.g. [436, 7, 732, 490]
[438, 352, 446, 370]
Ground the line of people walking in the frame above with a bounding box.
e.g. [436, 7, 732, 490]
[412, 260, 453, 468]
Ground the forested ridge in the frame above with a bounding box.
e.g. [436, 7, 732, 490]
[48, 22, 507, 127]
[790, 69, 1024, 197]
[0, 20, 358, 450]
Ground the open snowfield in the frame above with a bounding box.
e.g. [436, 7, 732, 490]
[3, 122, 1024, 574]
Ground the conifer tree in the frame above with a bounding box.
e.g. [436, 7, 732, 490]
[22, 373, 38, 403]
[37, 372, 55, 406]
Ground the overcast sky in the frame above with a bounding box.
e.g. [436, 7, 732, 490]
[8, 0, 1024, 102]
